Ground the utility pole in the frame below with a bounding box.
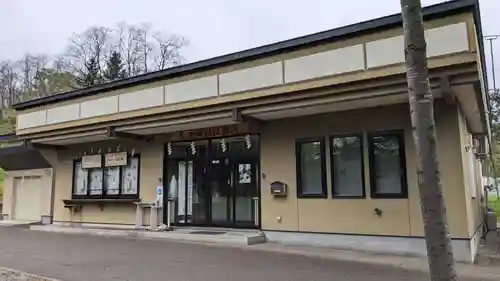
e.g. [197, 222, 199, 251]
[485, 35, 499, 198]
[485, 35, 499, 91]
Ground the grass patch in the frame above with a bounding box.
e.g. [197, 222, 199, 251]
[488, 197, 500, 216]
[0, 169, 3, 202]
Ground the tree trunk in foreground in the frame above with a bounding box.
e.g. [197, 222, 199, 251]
[400, 0, 458, 280]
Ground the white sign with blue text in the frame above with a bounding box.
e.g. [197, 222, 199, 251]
[156, 185, 163, 207]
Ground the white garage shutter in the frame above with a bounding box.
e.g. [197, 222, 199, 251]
[14, 176, 43, 221]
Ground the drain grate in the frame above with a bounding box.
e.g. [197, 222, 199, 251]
[188, 231, 226, 235]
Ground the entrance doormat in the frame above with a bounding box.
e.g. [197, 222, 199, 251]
[188, 230, 226, 235]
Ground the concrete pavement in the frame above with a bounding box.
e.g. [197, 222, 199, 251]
[0, 227, 496, 281]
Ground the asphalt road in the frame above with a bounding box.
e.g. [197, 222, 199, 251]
[0, 227, 485, 281]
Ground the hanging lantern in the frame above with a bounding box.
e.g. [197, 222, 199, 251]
[190, 142, 196, 155]
[245, 134, 252, 149]
[90, 147, 94, 154]
[167, 142, 173, 155]
[116, 144, 121, 152]
[131, 148, 135, 156]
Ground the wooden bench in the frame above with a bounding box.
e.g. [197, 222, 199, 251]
[62, 199, 140, 226]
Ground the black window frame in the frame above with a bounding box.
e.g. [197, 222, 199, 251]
[72, 154, 141, 200]
[329, 134, 366, 199]
[368, 130, 408, 199]
[295, 137, 327, 198]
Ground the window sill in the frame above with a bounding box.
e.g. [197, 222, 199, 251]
[332, 195, 366, 199]
[63, 198, 141, 205]
[297, 194, 328, 199]
[370, 194, 408, 199]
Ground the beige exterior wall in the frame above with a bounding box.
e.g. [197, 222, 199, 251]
[457, 109, 485, 238]
[1, 168, 53, 220]
[51, 142, 163, 224]
[260, 102, 470, 238]
[47, 102, 477, 239]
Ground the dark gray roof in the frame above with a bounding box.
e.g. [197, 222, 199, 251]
[0, 145, 51, 171]
[13, 0, 486, 111]
[0, 134, 51, 171]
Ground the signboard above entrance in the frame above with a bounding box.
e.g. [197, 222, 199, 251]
[183, 124, 239, 140]
[81, 154, 102, 169]
[169, 123, 252, 142]
[105, 152, 128, 167]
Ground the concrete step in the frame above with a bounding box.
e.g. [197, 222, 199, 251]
[30, 225, 266, 246]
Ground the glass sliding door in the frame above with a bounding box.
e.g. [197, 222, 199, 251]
[165, 141, 209, 226]
[208, 158, 231, 226]
[164, 135, 260, 228]
[232, 161, 259, 227]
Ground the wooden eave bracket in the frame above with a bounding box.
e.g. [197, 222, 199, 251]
[231, 108, 264, 128]
[106, 126, 153, 142]
[439, 76, 456, 104]
[22, 140, 65, 150]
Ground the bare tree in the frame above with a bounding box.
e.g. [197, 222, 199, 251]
[16, 54, 48, 99]
[152, 32, 188, 71]
[67, 26, 112, 86]
[0, 61, 19, 107]
[400, 0, 457, 280]
[114, 23, 188, 76]
[115, 23, 145, 77]
[140, 23, 153, 73]
[0, 22, 188, 107]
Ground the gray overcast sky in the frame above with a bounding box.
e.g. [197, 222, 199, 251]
[0, 0, 498, 87]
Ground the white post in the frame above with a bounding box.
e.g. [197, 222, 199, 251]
[134, 203, 143, 229]
[252, 197, 259, 227]
[150, 206, 158, 231]
[166, 200, 172, 230]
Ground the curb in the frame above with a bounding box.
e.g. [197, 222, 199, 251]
[475, 254, 500, 266]
[0, 267, 60, 281]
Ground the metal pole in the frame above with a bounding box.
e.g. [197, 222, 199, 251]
[488, 37, 497, 91]
[485, 35, 500, 198]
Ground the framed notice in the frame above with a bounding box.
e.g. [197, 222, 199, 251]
[105, 152, 128, 167]
[238, 164, 252, 184]
[82, 155, 102, 169]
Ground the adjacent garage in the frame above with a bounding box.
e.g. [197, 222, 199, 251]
[0, 135, 53, 223]
[13, 175, 44, 221]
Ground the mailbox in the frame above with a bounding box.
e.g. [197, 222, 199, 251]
[270, 181, 287, 197]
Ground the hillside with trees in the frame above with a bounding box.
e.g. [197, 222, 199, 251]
[0, 22, 188, 134]
[0, 23, 187, 199]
